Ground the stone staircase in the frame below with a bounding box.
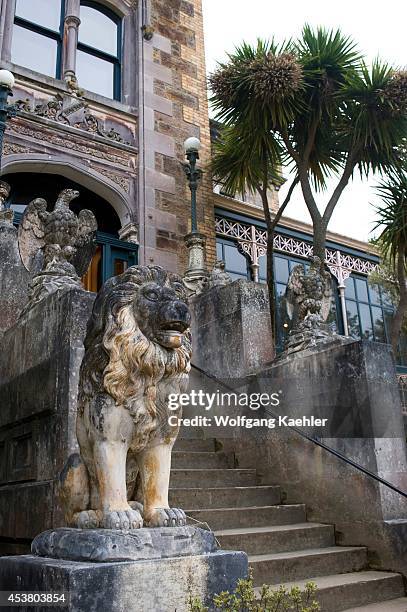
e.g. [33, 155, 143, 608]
[170, 437, 407, 612]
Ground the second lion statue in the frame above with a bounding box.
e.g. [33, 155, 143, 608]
[59, 265, 192, 530]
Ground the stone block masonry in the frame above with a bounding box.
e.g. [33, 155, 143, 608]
[141, 0, 216, 273]
[0, 289, 95, 553]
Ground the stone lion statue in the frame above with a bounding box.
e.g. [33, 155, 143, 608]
[59, 265, 192, 530]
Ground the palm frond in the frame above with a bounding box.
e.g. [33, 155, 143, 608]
[373, 170, 407, 265]
[210, 122, 283, 196]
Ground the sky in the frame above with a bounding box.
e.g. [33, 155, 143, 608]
[202, 0, 406, 243]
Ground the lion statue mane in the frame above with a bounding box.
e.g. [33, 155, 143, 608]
[59, 265, 192, 530]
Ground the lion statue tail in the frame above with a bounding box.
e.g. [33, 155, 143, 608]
[58, 453, 91, 527]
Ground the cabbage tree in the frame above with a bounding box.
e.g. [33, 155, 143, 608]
[209, 26, 407, 263]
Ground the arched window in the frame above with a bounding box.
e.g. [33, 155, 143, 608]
[11, 0, 64, 78]
[76, 1, 122, 100]
[10, 1, 122, 101]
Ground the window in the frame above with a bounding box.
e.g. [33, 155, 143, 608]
[76, 1, 122, 100]
[216, 240, 250, 280]
[11, 0, 64, 78]
[344, 276, 390, 343]
[11, 1, 122, 101]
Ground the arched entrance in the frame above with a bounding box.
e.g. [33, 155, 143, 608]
[2, 171, 138, 292]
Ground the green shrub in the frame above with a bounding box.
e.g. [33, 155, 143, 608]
[189, 571, 320, 612]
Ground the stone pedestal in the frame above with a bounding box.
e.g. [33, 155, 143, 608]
[0, 288, 95, 553]
[0, 527, 248, 612]
[190, 279, 274, 378]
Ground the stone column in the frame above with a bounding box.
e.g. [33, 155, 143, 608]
[328, 250, 351, 337]
[63, 0, 80, 85]
[338, 284, 349, 336]
[183, 231, 208, 295]
[0, 0, 16, 62]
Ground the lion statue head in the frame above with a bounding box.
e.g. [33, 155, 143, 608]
[78, 265, 192, 416]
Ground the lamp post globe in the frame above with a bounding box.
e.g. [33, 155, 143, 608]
[184, 136, 201, 153]
[0, 70, 15, 91]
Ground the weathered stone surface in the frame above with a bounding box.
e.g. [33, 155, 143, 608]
[190, 279, 274, 377]
[32, 526, 217, 562]
[0, 219, 30, 332]
[0, 549, 248, 612]
[209, 339, 407, 577]
[0, 288, 95, 553]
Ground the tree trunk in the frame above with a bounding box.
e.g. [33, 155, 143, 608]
[259, 178, 299, 342]
[390, 246, 407, 355]
[312, 220, 327, 262]
[260, 190, 277, 339]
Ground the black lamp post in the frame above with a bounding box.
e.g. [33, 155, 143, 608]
[0, 69, 15, 168]
[182, 136, 208, 294]
[183, 136, 202, 233]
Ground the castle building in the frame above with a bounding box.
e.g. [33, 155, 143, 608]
[0, 0, 404, 371]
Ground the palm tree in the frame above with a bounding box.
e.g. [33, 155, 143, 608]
[210, 119, 298, 338]
[209, 26, 407, 263]
[373, 170, 407, 353]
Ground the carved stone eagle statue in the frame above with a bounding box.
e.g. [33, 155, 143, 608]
[285, 256, 332, 330]
[18, 189, 97, 277]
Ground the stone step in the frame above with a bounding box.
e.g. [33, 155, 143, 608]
[177, 427, 207, 440]
[170, 468, 257, 488]
[249, 546, 367, 586]
[257, 572, 406, 612]
[186, 504, 307, 530]
[342, 597, 407, 612]
[169, 485, 282, 510]
[171, 451, 233, 469]
[174, 438, 216, 452]
[216, 523, 335, 555]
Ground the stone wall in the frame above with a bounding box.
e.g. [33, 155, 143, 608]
[0, 289, 94, 554]
[0, 221, 30, 332]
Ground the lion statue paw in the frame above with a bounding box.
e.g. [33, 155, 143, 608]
[101, 508, 143, 530]
[76, 510, 101, 529]
[144, 507, 187, 528]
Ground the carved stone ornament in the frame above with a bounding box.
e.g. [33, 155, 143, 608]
[59, 265, 192, 530]
[204, 260, 232, 291]
[18, 189, 97, 315]
[15, 91, 130, 145]
[282, 256, 342, 356]
[0, 180, 13, 225]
